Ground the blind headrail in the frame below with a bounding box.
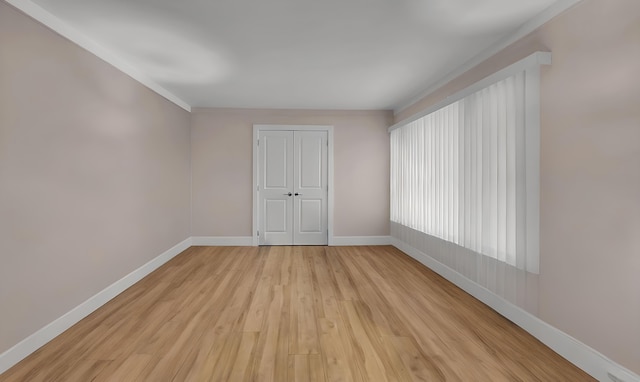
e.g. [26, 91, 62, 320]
[388, 51, 551, 133]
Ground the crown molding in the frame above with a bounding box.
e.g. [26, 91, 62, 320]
[388, 51, 551, 132]
[393, 0, 583, 115]
[5, 0, 191, 112]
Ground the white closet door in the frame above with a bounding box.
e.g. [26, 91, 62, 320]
[258, 130, 328, 245]
[293, 131, 328, 245]
[258, 131, 294, 245]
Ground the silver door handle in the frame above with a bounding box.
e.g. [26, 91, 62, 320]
[294, 193, 302, 196]
[283, 192, 292, 196]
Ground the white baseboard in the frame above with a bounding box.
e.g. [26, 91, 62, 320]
[331, 236, 391, 246]
[0, 237, 192, 375]
[6, 235, 636, 381]
[190, 235, 392, 247]
[390, 237, 640, 382]
[191, 236, 254, 246]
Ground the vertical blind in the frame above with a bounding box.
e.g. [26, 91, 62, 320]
[391, 71, 538, 272]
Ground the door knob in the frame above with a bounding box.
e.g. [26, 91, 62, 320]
[294, 193, 302, 196]
[283, 192, 292, 196]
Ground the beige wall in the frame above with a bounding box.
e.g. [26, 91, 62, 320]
[395, 0, 640, 373]
[5, 0, 636, 374]
[0, 2, 191, 354]
[191, 108, 392, 237]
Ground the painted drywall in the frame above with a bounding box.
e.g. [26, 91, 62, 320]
[191, 108, 392, 237]
[0, 2, 191, 355]
[394, 0, 640, 374]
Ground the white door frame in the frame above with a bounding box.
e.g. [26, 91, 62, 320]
[253, 124, 334, 246]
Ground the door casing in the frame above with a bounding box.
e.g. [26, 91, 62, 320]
[253, 124, 334, 246]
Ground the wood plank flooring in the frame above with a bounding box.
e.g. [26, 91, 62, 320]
[0, 246, 594, 381]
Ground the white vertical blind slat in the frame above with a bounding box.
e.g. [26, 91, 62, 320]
[390, 71, 536, 272]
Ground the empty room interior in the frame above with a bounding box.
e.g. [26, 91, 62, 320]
[1, 0, 638, 380]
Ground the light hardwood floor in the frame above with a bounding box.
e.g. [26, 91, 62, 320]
[0, 246, 594, 381]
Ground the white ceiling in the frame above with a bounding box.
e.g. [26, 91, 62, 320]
[25, 0, 561, 110]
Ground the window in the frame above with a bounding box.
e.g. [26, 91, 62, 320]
[390, 53, 547, 273]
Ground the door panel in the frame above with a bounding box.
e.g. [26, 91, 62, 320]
[264, 135, 289, 189]
[294, 131, 328, 245]
[298, 199, 323, 233]
[299, 135, 323, 189]
[259, 131, 293, 245]
[258, 129, 328, 245]
[265, 200, 288, 232]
